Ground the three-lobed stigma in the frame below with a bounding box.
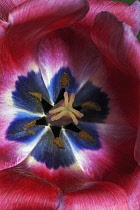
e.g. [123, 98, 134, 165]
[49, 92, 84, 125]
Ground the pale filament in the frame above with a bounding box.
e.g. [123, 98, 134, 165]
[49, 92, 84, 125]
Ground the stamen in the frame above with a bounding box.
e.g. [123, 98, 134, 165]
[60, 72, 70, 88]
[64, 92, 69, 107]
[28, 130, 36, 135]
[49, 92, 84, 125]
[69, 93, 75, 107]
[23, 120, 36, 135]
[28, 92, 42, 101]
[23, 120, 36, 130]
[82, 101, 101, 111]
[53, 137, 65, 149]
[79, 130, 95, 141]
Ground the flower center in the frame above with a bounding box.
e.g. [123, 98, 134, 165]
[48, 92, 84, 126]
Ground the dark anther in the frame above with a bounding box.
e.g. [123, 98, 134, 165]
[65, 123, 81, 133]
[60, 72, 70, 88]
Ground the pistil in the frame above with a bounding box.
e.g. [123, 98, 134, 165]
[49, 92, 84, 125]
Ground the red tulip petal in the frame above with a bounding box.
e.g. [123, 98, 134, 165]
[66, 123, 137, 182]
[60, 182, 128, 209]
[6, 0, 88, 49]
[90, 12, 139, 128]
[9, 0, 89, 26]
[1, 0, 89, 69]
[119, 166, 140, 210]
[89, 60, 139, 129]
[91, 12, 140, 77]
[26, 158, 93, 194]
[81, 0, 140, 35]
[0, 166, 61, 209]
[0, 0, 27, 21]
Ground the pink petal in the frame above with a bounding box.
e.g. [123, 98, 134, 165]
[81, 0, 140, 35]
[119, 166, 140, 209]
[0, 0, 27, 21]
[38, 27, 101, 99]
[0, 166, 61, 209]
[60, 182, 128, 209]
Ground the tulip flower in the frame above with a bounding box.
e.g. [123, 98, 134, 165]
[0, 0, 140, 209]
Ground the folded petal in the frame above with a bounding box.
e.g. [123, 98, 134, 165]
[0, 166, 61, 209]
[0, 0, 27, 21]
[26, 157, 93, 194]
[81, 0, 140, 35]
[9, 0, 89, 26]
[0, 20, 9, 37]
[1, 0, 88, 64]
[60, 182, 128, 209]
[90, 12, 140, 128]
[91, 12, 140, 77]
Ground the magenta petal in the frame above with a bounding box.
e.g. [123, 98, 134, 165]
[38, 27, 101, 95]
[90, 12, 140, 129]
[0, 166, 61, 209]
[0, 0, 27, 21]
[1, 0, 89, 68]
[0, 20, 9, 37]
[60, 182, 128, 209]
[7, 0, 89, 49]
[9, 0, 89, 26]
[82, 0, 140, 35]
[91, 12, 140, 77]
